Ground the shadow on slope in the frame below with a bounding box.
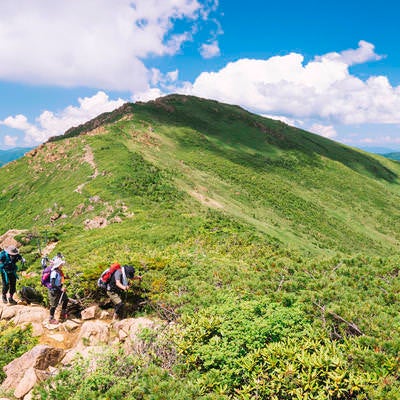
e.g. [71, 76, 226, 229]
[139, 95, 398, 183]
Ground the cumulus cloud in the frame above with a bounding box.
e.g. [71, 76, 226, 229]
[0, 0, 216, 91]
[0, 91, 125, 145]
[262, 114, 304, 128]
[132, 88, 165, 102]
[2, 115, 32, 131]
[315, 40, 384, 66]
[4, 135, 18, 147]
[309, 123, 337, 139]
[200, 41, 221, 58]
[180, 41, 400, 126]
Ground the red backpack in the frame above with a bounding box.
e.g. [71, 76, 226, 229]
[97, 263, 121, 290]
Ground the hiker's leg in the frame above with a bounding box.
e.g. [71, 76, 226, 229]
[59, 292, 69, 320]
[61, 292, 69, 310]
[114, 301, 125, 319]
[8, 274, 17, 303]
[107, 291, 124, 319]
[48, 289, 60, 320]
[1, 272, 9, 302]
[106, 290, 121, 305]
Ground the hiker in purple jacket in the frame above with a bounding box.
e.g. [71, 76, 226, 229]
[48, 258, 69, 324]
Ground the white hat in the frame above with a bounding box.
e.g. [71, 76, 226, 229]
[51, 259, 65, 270]
[6, 246, 19, 255]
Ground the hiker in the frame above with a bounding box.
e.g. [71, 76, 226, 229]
[52, 252, 64, 264]
[0, 246, 25, 304]
[40, 255, 49, 269]
[106, 264, 142, 319]
[48, 258, 69, 324]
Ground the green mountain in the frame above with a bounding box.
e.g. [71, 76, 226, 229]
[1, 95, 399, 398]
[0, 147, 34, 166]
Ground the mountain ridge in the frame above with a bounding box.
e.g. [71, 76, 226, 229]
[1, 94, 399, 398]
[2, 94, 400, 256]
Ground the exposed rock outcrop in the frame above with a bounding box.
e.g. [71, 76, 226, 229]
[0, 301, 161, 399]
[2, 345, 64, 399]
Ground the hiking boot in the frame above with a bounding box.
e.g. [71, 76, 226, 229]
[8, 297, 17, 305]
[59, 312, 68, 322]
[2, 295, 7, 304]
[49, 318, 58, 324]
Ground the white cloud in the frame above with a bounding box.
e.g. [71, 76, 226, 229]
[0, 0, 214, 91]
[315, 40, 383, 66]
[4, 135, 18, 147]
[0, 91, 125, 145]
[262, 114, 304, 128]
[200, 41, 220, 58]
[180, 41, 400, 125]
[309, 123, 337, 139]
[360, 135, 400, 145]
[150, 68, 179, 86]
[132, 88, 165, 102]
[2, 115, 31, 131]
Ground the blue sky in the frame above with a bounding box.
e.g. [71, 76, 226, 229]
[1, 0, 400, 152]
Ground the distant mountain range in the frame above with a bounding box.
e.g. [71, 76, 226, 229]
[381, 152, 400, 161]
[0, 147, 33, 166]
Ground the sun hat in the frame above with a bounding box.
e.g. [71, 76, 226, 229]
[123, 265, 135, 279]
[6, 246, 19, 255]
[51, 258, 65, 270]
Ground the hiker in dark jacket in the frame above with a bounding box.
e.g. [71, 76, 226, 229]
[48, 258, 69, 324]
[107, 265, 142, 319]
[0, 246, 25, 304]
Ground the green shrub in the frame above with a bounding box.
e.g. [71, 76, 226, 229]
[0, 322, 38, 381]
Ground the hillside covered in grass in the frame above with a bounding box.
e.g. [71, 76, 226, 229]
[0, 94, 399, 398]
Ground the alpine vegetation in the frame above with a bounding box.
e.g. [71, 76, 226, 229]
[0, 95, 399, 399]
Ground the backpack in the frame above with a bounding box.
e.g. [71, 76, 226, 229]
[19, 286, 44, 304]
[0, 249, 10, 270]
[97, 262, 121, 290]
[41, 256, 49, 269]
[41, 265, 52, 288]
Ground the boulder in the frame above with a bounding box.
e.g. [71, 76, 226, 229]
[81, 305, 101, 320]
[12, 306, 48, 325]
[13, 367, 37, 399]
[1, 305, 25, 320]
[61, 345, 105, 367]
[1, 345, 64, 399]
[112, 317, 157, 353]
[75, 320, 110, 347]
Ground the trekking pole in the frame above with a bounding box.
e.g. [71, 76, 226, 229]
[58, 291, 65, 306]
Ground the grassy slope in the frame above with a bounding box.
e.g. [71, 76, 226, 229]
[1, 94, 400, 264]
[116, 95, 400, 256]
[1, 95, 400, 397]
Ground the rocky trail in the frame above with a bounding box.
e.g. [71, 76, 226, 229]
[0, 300, 159, 400]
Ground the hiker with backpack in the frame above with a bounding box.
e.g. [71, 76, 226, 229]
[46, 258, 69, 324]
[98, 263, 142, 319]
[0, 246, 26, 304]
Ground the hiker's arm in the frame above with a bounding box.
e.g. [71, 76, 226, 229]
[115, 279, 128, 291]
[133, 275, 142, 281]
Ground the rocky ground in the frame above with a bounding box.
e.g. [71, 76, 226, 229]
[0, 300, 159, 400]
